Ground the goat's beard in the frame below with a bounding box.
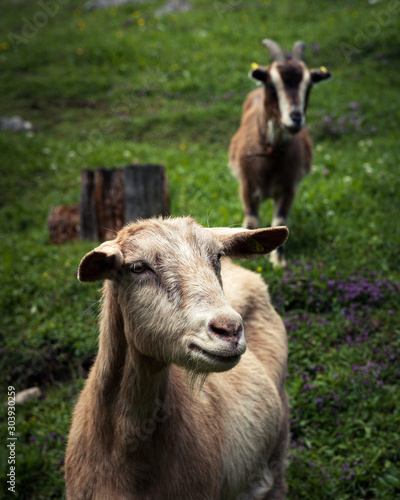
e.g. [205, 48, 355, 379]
[185, 369, 209, 396]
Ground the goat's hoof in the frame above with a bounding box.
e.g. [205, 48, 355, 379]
[243, 216, 259, 230]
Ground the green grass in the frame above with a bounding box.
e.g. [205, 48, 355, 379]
[1, 0, 399, 498]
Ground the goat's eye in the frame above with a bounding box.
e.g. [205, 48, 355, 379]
[217, 253, 222, 261]
[130, 262, 147, 274]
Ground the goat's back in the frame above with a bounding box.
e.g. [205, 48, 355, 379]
[229, 87, 264, 176]
[222, 259, 287, 375]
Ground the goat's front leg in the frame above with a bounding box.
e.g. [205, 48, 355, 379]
[269, 190, 295, 267]
[240, 176, 261, 230]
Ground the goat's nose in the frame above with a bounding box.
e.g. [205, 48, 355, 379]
[290, 110, 302, 124]
[208, 318, 243, 342]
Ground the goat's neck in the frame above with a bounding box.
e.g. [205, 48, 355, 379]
[120, 347, 170, 420]
[94, 282, 170, 421]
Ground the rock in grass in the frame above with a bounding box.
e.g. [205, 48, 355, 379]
[155, 0, 192, 16]
[0, 116, 32, 132]
[85, 0, 153, 9]
[14, 387, 42, 404]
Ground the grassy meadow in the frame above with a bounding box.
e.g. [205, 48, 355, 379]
[0, 0, 399, 498]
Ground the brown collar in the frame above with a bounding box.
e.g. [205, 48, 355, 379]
[263, 142, 286, 156]
[247, 142, 286, 158]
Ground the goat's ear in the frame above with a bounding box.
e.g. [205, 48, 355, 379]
[251, 67, 268, 83]
[78, 240, 124, 282]
[209, 226, 289, 259]
[310, 67, 331, 84]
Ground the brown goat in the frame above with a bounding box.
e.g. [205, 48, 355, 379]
[229, 39, 331, 266]
[65, 217, 290, 500]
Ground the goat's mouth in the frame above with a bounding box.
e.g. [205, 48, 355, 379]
[188, 343, 242, 366]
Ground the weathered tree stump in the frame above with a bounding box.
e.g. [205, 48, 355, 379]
[48, 165, 169, 244]
[79, 164, 169, 241]
[47, 204, 80, 244]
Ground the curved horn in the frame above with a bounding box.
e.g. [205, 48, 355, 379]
[261, 39, 285, 63]
[292, 40, 306, 62]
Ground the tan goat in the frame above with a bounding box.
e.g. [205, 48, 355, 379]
[65, 217, 290, 500]
[230, 39, 331, 266]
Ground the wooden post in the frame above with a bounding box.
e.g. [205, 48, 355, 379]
[94, 168, 124, 241]
[79, 169, 98, 241]
[124, 165, 170, 222]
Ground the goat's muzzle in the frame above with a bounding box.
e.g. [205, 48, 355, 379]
[188, 316, 246, 372]
[284, 110, 303, 134]
[208, 318, 244, 345]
